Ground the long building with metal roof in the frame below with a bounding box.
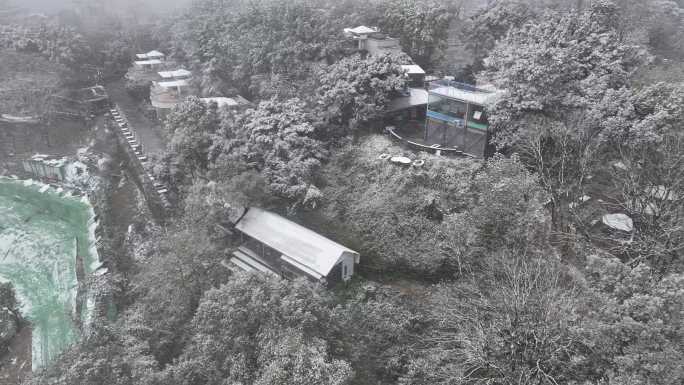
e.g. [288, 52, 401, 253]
[229, 207, 360, 284]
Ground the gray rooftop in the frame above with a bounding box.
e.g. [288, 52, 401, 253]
[234, 207, 359, 279]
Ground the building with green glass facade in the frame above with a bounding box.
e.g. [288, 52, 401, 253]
[425, 80, 498, 157]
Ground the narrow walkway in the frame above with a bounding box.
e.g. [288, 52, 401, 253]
[107, 107, 171, 212]
[105, 80, 166, 155]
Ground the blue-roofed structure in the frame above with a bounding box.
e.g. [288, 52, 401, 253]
[424, 80, 499, 157]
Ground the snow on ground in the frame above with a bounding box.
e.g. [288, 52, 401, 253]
[0, 178, 99, 370]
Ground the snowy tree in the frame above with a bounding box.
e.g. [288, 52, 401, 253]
[27, 325, 157, 385]
[460, 0, 536, 72]
[379, 0, 454, 68]
[404, 255, 596, 385]
[592, 83, 684, 269]
[585, 254, 684, 385]
[211, 98, 328, 209]
[173, 0, 350, 95]
[483, 1, 644, 145]
[441, 154, 550, 274]
[481, 1, 645, 230]
[123, 222, 228, 365]
[158, 97, 223, 193]
[162, 273, 353, 385]
[316, 54, 407, 133]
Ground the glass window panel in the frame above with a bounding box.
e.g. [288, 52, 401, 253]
[468, 105, 488, 124]
[447, 99, 467, 119]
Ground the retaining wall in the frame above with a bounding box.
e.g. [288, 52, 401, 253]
[106, 111, 168, 224]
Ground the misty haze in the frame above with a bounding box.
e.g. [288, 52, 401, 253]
[0, 0, 682, 384]
[7, 0, 192, 13]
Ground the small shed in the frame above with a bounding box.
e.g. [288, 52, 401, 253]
[401, 64, 426, 87]
[230, 207, 360, 284]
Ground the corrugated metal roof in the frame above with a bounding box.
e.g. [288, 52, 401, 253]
[235, 208, 359, 278]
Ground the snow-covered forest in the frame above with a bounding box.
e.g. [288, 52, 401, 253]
[0, 1, 682, 384]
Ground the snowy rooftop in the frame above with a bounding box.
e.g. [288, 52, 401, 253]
[401, 65, 426, 75]
[136, 50, 164, 59]
[134, 59, 163, 66]
[429, 80, 499, 106]
[602, 213, 634, 232]
[234, 207, 359, 279]
[29, 154, 67, 167]
[344, 25, 378, 36]
[158, 69, 192, 79]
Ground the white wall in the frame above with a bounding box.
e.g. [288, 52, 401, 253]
[340, 253, 356, 281]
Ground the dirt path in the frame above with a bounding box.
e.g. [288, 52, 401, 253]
[105, 80, 167, 156]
